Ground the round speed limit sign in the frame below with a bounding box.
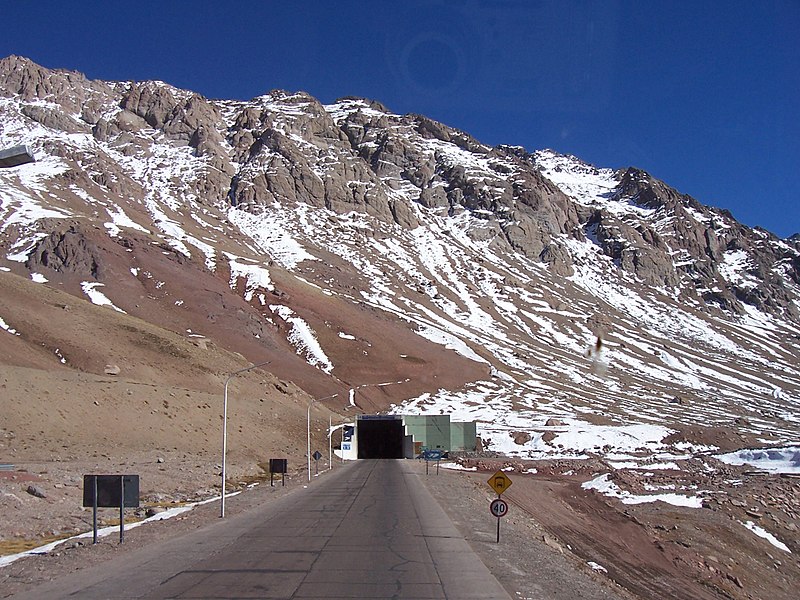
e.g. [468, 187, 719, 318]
[489, 498, 508, 518]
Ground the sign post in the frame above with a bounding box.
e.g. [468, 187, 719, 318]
[92, 475, 98, 544]
[487, 470, 512, 543]
[422, 448, 444, 475]
[487, 470, 513, 496]
[119, 476, 125, 543]
[312, 450, 322, 476]
[269, 458, 288, 487]
[489, 498, 509, 543]
[83, 475, 140, 544]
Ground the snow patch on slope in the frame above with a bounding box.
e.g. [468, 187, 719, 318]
[226, 253, 273, 301]
[582, 473, 705, 508]
[270, 304, 333, 373]
[80, 282, 125, 313]
[228, 205, 316, 268]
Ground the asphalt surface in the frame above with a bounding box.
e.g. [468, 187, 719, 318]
[14, 460, 511, 599]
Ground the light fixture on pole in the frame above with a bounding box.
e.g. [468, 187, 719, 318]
[220, 360, 271, 518]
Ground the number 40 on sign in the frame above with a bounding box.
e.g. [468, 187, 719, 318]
[490, 498, 508, 517]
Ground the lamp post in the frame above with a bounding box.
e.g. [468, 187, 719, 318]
[307, 393, 338, 482]
[220, 360, 271, 518]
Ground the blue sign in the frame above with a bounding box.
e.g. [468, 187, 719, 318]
[343, 426, 354, 442]
[423, 449, 444, 461]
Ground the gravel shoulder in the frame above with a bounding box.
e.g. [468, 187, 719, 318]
[410, 459, 633, 600]
[2, 460, 622, 600]
[2, 456, 799, 600]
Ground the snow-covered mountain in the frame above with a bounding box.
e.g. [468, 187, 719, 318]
[1, 55, 799, 458]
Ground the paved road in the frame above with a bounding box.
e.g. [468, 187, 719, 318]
[17, 460, 511, 599]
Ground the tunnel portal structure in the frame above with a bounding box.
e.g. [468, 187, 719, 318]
[356, 416, 405, 459]
[340, 414, 478, 460]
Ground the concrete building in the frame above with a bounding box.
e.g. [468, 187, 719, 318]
[337, 414, 478, 460]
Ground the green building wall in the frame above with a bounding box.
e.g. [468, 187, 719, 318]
[403, 415, 450, 450]
[450, 421, 477, 451]
[402, 415, 477, 453]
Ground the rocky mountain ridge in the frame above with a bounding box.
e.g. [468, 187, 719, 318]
[1, 55, 799, 455]
[3, 55, 798, 317]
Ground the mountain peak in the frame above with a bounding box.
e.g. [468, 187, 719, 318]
[0, 58, 798, 464]
[333, 95, 391, 113]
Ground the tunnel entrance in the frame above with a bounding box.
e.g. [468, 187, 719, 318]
[357, 416, 404, 459]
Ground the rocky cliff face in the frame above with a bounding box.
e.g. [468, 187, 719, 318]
[3, 54, 795, 320]
[1, 56, 799, 446]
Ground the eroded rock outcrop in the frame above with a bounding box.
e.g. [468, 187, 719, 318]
[2, 56, 798, 320]
[25, 226, 105, 280]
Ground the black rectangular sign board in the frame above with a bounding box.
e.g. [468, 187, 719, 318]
[83, 475, 140, 508]
[269, 458, 288, 474]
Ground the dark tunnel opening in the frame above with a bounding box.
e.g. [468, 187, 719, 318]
[357, 418, 404, 459]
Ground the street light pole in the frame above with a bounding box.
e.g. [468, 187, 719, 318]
[221, 360, 271, 518]
[307, 393, 338, 482]
[306, 399, 315, 482]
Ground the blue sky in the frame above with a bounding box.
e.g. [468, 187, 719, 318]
[3, 0, 798, 237]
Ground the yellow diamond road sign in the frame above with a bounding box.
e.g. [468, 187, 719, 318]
[488, 470, 513, 495]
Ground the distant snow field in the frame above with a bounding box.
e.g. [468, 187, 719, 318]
[716, 447, 800, 474]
